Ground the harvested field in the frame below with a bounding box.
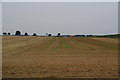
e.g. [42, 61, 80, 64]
[2, 36, 118, 78]
[0, 36, 2, 79]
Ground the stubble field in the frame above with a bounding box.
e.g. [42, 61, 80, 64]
[2, 36, 118, 78]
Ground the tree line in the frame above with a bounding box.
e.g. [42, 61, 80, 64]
[3, 30, 61, 37]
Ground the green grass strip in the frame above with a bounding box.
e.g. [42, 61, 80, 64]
[60, 38, 71, 48]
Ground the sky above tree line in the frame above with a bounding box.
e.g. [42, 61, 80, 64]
[1, 2, 118, 35]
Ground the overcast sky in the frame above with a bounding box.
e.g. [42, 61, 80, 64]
[2, 2, 118, 35]
[1, 0, 119, 2]
[0, 2, 2, 35]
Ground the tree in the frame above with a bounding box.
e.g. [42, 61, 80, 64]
[57, 33, 60, 37]
[15, 31, 21, 36]
[8, 32, 11, 35]
[48, 34, 52, 36]
[3, 32, 7, 35]
[24, 33, 28, 36]
[33, 33, 37, 36]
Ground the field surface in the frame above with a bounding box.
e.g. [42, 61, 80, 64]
[2, 36, 118, 78]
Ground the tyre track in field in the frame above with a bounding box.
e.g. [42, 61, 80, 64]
[3, 36, 49, 57]
[72, 37, 117, 50]
[91, 38, 118, 44]
[63, 37, 93, 50]
[16, 37, 56, 55]
[65, 37, 99, 51]
[48, 37, 73, 50]
[47, 37, 63, 50]
[44, 37, 104, 51]
[47, 37, 97, 53]
[3, 36, 56, 55]
[3, 36, 40, 50]
[2, 36, 34, 54]
[2, 36, 36, 48]
[2, 36, 118, 78]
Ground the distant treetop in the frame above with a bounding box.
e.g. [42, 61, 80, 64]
[33, 33, 37, 36]
[57, 33, 60, 37]
[25, 33, 28, 36]
[48, 34, 52, 36]
[8, 32, 11, 35]
[15, 31, 21, 36]
[3, 32, 7, 35]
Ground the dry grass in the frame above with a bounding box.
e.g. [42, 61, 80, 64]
[0, 36, 2, 79]
[2, 36, 118, 78]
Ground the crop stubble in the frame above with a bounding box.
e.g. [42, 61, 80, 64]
[2, 36, 118, 78]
